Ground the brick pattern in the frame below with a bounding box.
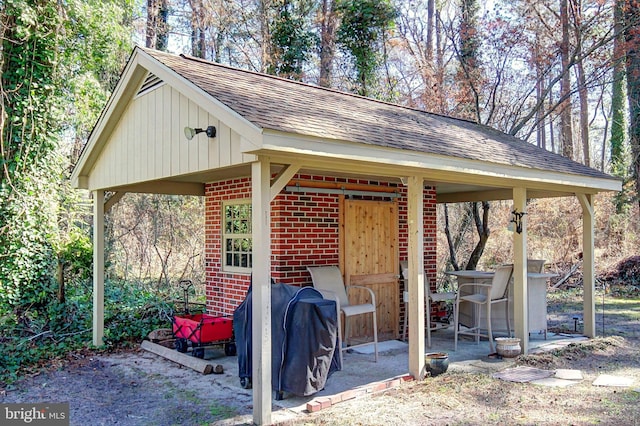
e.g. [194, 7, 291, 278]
[306, 374, 414, 413]
[204, 178, 253, 316]
[204, 175, 438, 322]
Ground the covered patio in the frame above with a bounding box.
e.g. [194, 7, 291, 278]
[71, 47, 621, 424]
[183, 325, 588, 423]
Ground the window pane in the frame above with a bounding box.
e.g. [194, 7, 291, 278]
[223, 202, 252, 270]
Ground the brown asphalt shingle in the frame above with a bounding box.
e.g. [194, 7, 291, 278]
[145, 48, 614, 181]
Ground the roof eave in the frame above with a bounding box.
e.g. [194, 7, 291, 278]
[259, 130, 622, 194]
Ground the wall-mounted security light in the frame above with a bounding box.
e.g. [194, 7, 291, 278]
[509, 209, 526, 234]
[184, 125, 217, 140]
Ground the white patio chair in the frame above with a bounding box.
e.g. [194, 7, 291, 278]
[307, 265, 378, 363]
[527, 259, 546, 273]
[400, 261, 457, 347]
[454, 264, 513, 353]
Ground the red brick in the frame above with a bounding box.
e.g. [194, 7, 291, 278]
[370, 381, 388, 393]
[205, 175, 437, 319]
[306, 401, 322, 413]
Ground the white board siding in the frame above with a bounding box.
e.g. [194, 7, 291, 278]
[88, 85, 252, 190]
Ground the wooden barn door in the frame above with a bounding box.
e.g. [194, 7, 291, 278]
[342, 198, 399, 342]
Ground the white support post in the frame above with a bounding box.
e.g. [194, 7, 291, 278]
[512, 187, 528, 353]
[407, 176, 425, 379]
[252, 158, 272, 426]
[92, 190, 105, 347]
[578, 194, 595, 337]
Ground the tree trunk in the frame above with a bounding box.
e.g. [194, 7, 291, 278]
[146, 0, 169, 51]
[56, 259, 65, 304]
[560, 0, 574, 159]
[189, 0, 207, 58]
[426, 0, 434, 61]
[534, 33, 546, 149]
[435, 8, 445, 114]
[465, 201, 490, 271]
[260, 0, 273, 73]
[625, 0, 640, 209]
[146, 0, 157, 48]
[457, 0, 481, 122]
[611, 0, 627, 178]
[443, 204, 460, 271]
[549, 75, 556, 153]
[157, 0, 169, 51]
[319, 0, 337, 87]
[573, 0, 590, 166]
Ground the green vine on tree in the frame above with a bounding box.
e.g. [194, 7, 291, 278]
[1, 0, 65, 312]
[335, 0, 397, 96]
[267, 0, 316, 80]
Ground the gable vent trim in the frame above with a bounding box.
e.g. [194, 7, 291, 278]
[136, 73, 164, 97]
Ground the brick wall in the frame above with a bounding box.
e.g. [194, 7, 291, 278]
[204, 178, 252, 316]
[204, 175, 438, 321]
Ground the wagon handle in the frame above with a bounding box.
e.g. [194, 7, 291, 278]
[179, 280, 193, 314]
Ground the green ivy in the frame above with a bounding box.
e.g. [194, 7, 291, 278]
[267, 0, 317, 80]
[335, 0, 397, 96]
[0, 0, 134, 385]
[0, 0, 64, 313]
[0, 279, 175, 386]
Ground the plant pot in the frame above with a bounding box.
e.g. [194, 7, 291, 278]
[425, 352, 449, 377]
[495, 337, 521, 358]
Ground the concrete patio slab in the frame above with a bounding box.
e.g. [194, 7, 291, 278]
[593, 374, 635, 387]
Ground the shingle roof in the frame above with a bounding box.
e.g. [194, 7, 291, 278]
[145, 48, 614, 181]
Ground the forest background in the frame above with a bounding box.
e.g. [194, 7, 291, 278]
[1, 0, 639, 383]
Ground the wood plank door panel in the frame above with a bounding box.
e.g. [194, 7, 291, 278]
[343, 199, 399, 341]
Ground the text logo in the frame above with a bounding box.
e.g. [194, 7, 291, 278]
[1, 403, 69, 425]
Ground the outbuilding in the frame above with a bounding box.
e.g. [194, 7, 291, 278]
[71, 47, 621, 425]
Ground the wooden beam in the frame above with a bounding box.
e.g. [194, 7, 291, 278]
[286, 179, 400, 194]
[578, 193, 595, 337]
[437, 189, 575, 203]
[104, 191, 125, 212]
[407, 176, 425, 380]
[93, 190, 105, 347]
[108, 181, 205, 196]
[252, 158, 272, 426]
[512, 187, 528, 353]
[141, 340, 215, 374]
[270, 163, 301, 201]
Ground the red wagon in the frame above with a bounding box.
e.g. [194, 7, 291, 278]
[171, 280, 236, 359]
[172, 313, 236, 358]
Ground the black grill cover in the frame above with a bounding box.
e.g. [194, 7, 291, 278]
[233, 283, 341, 397]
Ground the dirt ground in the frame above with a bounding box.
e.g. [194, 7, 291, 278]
[304, 336, 640, 426]
[2, 291, 639, 426]
[1, 347, 257, 425]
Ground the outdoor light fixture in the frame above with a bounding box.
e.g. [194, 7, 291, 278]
[184, 125, 217, 140]
[510, 209, 526, 234]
